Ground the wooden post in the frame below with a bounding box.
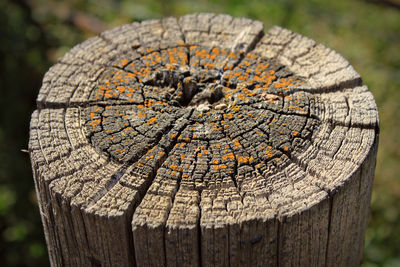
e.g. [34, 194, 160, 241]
[29, 13, 379, 266]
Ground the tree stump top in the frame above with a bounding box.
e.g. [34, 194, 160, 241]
[29, 14, 379, 266]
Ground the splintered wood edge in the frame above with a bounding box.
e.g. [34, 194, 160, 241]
[29, 13, 379, 266]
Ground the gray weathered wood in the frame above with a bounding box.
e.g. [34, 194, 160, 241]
[29, 13, 379, 267]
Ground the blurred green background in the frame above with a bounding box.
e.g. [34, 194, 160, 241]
[0, 0, 398, 266]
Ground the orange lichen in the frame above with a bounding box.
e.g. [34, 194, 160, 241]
[147, 117, 157, 125]
[233, 139, 241, 149]
[90, 119, 101, 129]
[264, 146, 275, 158]
[169, 164, 178, 171]
[120, 58, 129, 66]
[222, 153, 235, 161]
[231, 105, 240, 112]
[237, 155, 254, 164]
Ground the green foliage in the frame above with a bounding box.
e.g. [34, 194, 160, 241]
[0, 0, 398, 266]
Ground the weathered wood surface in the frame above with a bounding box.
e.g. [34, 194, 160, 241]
[29, 13, 379, 267]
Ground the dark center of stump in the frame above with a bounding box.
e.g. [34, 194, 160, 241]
[83, 44, 321, 188]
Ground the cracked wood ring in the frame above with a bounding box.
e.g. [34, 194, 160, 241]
[29, 14, 379, 266]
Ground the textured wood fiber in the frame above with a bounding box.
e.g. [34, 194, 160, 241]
[29, 13, 379, 267]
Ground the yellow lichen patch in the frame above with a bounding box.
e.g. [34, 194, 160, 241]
[275, 78, 294, 89]
[116, 86, 125, 94]
[169, 164, 179, 171]
[264, 146, 275, 158]
[223, 113, 233, 120]
[288, 106, 305, 111]
[237, 156, 246, 164]
[233, 139, 241, 149]
[237, 155, 254, 164]
[120, 58, 129, 66]
[138, 111, 146, 118]
[155, 101, 168, 106]
[145, 100, 154, 108]
[227, 51, 236, 59]
[222, 153, 235, 161]
[145, 155, 155, 160]
[242, 60, 251, 66]
[195, 48, 208, 59]
[147, 117, 157, 125]
[90, 119, 101, 129]
[243, 88, 256, 97]
[231, 104, 240, 112]
[124, 127, 134, 132]
[211, 47, 220, 54]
